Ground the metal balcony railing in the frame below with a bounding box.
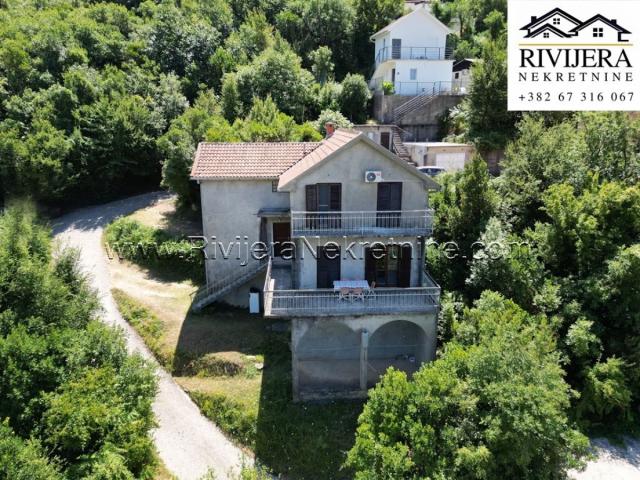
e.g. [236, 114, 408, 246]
[290, 210, 433, 238]
[375, 46, 454, 66]
[263, 259, 440, 318]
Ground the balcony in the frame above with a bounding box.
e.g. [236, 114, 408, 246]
[290, 210, 433, 238]
[375, 46, 453, 66]
[263, 260, 440, 318]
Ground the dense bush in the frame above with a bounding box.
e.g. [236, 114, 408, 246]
[347, 292, 589, 479]
[0, 202, 157, 478]
[0, 0, 389, 208]
[424, 112, 640, 432]
[105, 217, 204, 282]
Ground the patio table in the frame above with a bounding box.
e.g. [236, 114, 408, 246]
[333, 280, 370, 291]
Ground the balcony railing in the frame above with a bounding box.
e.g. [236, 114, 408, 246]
[290, 210, 433, 238]
[371, 79, 468, 97]
[375, 46, 453, 66]
[263, 261, 440, 318]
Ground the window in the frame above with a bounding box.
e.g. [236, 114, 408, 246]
[553, 17, 560, 25]
[454, 72, 459, 79]
[409, 68, 417, 80]
[543, 32, 550, 38]
[272, 180, 278, 192]
[593, 27, 604, 37]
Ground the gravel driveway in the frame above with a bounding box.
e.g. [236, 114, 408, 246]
[52, 192, 247, 480]
[570, 437, 640, 480]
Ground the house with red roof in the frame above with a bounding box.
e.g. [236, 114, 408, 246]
[190, 125, 441, 400]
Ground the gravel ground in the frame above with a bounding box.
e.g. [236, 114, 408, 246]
[52, 192, 247, 480]
[570, 437, 640, 480]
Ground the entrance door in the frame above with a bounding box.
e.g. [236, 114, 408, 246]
[365, 245, 412, 287]
[391, 39, 402, 59]
[317, 245, 341, 288]
[380, 132, 391, 151]
[377, 182, 402, 228]
[272, 222, 291, 257]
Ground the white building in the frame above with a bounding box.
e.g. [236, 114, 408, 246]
[404, 141, 475, 170]
[190, 126, 441, 400]
[369, 8, 455, 96]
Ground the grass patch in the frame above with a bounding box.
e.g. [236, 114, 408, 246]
[113, 288, 170, 366]
[105, 217, 204, 283]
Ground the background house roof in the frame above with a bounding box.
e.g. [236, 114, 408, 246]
[370, 8, 451, 40]
[190, 142, 322, 180]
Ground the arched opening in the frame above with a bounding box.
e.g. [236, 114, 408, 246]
[367, 320, 428, 387]
[295, 322, 361, 393]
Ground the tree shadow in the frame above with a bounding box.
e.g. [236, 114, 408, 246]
[254, 325, 362, 479]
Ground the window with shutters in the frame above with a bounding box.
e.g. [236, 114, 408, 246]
[376, 182, 402, 228]
[305, 183, 342, 230]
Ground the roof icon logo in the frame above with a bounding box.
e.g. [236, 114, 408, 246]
[521, 8, 631, 42]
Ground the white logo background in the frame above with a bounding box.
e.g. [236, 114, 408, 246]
[508, 0, 640, 110]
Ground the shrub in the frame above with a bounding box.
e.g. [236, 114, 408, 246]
[190, 392, 257, 446]
[347, 292, 589, 479]
[105, 217, 204, 282]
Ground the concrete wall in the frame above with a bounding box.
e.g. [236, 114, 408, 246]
[288, 141, 429, 212]
[373, 93, 464, 141]
[199, 179, 289, 305]
[291, 311, 438, 400]
[405, 142, 475, 169]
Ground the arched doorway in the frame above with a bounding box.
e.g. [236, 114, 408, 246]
[367, 320, 428, 387]
[295, 322, 361, 393]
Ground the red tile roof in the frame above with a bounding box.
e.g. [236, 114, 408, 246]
[190, 142, 322, 180]
[278, 129, 362, 188]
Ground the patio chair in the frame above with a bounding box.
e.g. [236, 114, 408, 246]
[352, 288, 365, 302]
[366, 282, 377, 299]
[339, 287, 351, 301]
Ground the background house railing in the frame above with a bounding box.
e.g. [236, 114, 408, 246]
[371, 79, 467, 96]
[263, 268, 440, 318]
[375, 46, 453, 66]
[290, 209, 433, 237]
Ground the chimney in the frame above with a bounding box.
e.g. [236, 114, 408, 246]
[611, 19, 617, 24]
[324, 122, 336, 138]
[530, 15, 537, 23]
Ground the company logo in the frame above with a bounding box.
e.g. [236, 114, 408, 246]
[507, 1, 640, 111]
[521, 9, 630, 42]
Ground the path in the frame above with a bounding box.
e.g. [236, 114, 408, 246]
[52, 192, 247, 480]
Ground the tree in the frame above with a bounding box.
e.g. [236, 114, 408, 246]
[338, 73, 370, 123]
[429, 155, 496, 291]
[464, 40, 519, 150]
[309, 46, 334, 84]
[313, 109, 352, 135]
[351, 0, 404, 71]
[0, 203, 157, 478]
[347, 292, 589, 479]
[466, 217, 553, 312]
[0, 422, 62, 480]
[235, 44, 314, 121]
[159, 92, 220, 209]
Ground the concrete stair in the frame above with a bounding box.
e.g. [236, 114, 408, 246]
[191, 260, 268, 312]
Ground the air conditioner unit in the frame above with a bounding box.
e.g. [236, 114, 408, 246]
[364, 170, 383, 183]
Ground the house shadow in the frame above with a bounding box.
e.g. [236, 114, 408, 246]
[174, 301, 362, 479]
[253, 322, 362, 480]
